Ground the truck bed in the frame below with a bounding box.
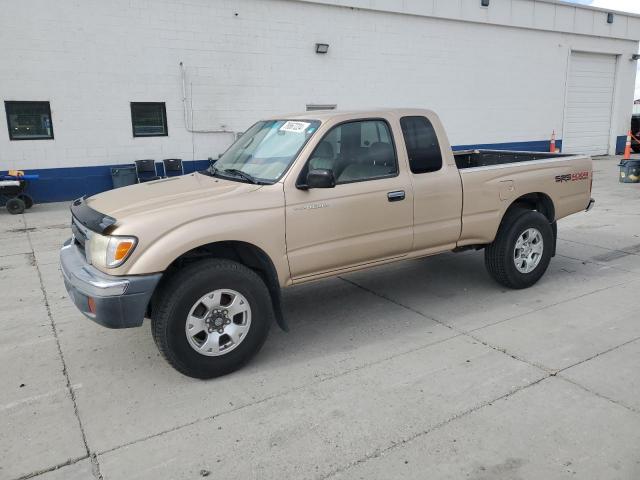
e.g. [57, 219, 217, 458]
[454, 149, 573, 170]
[453, 147, 592, 248]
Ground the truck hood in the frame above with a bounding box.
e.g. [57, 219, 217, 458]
[86, 173, 261, 219]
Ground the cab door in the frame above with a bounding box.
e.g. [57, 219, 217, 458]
[284, 118, 413, 280]
[399, 115, 462, 252]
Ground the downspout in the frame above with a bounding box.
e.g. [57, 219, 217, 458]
[179, 61, 236, 138]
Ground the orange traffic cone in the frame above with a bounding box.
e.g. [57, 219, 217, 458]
[550, 130, 556, 153]
[623, 130, 632, 161]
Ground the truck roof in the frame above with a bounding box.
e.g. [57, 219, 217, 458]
[265, 108, 436, 122]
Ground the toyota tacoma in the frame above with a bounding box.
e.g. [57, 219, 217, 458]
[60, 109, 595, 378]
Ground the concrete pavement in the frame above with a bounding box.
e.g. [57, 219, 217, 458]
[1, 156, 639, 479]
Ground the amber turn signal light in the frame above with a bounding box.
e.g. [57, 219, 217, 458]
[114, 240, 135, 262]
[87, 297, 96, 314]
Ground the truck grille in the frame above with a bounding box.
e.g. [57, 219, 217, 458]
[71, 217, 88, 253]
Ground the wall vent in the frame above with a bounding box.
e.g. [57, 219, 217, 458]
[306, 104, 337, 111]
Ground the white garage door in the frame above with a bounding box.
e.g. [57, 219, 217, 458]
[562, 52, 617, 156]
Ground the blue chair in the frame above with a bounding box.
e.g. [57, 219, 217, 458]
[134, 159, 160, 182]
[162, 158, 184, 178]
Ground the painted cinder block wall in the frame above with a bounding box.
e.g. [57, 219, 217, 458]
[0, 0, 638, 202]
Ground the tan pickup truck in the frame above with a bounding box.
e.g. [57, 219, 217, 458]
[60, 109, 594, 378]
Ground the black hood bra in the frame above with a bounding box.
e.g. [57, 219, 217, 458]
[70, 196, 116, 234]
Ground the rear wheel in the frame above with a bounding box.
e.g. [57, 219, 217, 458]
[6, 198, 25, 215]
[485, 209, 553, 289]
[17, 193, 33, 209]
[632, 145, 640, 153]
[152, 259, 272, 378]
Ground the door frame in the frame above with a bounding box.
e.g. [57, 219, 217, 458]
[282, 112, 415, 282]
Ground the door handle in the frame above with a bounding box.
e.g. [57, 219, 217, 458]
[387, 190, 405, 202]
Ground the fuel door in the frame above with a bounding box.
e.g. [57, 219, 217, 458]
[499, 180, 515, 201]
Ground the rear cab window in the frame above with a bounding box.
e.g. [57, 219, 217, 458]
[400, 116, 443, 174]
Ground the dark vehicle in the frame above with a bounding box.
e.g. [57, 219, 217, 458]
[632, 114, 640, 153]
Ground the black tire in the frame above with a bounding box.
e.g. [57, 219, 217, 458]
[6, 197, 25, 215]
[484, 208, 553, 289]
[632, 145, 640, 153]
[151, 259, 273, 379]
[17, 193, 34, 209]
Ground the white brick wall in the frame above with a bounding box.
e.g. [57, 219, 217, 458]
[0, 0, 638, 172]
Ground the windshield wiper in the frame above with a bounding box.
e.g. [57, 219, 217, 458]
[221, 169, 263, 184]
[198, 162, 221, 177]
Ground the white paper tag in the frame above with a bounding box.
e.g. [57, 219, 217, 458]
[279, 121, 311, 133]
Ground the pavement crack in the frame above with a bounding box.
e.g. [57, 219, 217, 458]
[340, 275, 640, 379]
[466, 279, 634, 335]
[24, 218, 101, 477]
[93, 249, 636, 472]
[557, 375, 640, 415]
[340, 274, 640, 424]
[319, 376, 550, 480]
[11, 455, 89, 480]
[339, 276, 552, 375]
[0, 251, 34, 259]
[557, 335, 640, 375]
[338, 276, 457, 332]
[96, 331, 466, 457]
[6, 226, 37, 233]
[90, 453, 104, 479]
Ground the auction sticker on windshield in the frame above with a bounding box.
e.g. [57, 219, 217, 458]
[280, 121, 311, 133]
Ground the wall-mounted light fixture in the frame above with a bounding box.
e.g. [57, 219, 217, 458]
[607, 12, 614, 24]
[631, 54, 640, 61]
[315, 43, 329, 54]
[481, 0, 490, 6]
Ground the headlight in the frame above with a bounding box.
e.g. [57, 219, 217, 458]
[87, 233, 137, 269]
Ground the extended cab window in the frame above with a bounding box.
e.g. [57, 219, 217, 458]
[400, 116, 442, 174]
[307, 119, 397, 184]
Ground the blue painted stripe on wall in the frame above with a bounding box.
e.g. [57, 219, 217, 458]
[7, 140, 559, 203]
[452, 139, 561, 152]
[16, 160, 211, 203]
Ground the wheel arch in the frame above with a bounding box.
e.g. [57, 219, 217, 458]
[504, 192, 555, 223]
[500, 192, 557, 256]
[150, 240, 288, 331]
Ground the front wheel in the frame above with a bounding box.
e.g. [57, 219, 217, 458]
[6, 197, 25, 215]
[484, 209, 553, 289]
[152, 259, 273, 379]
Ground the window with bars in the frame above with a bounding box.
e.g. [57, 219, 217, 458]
[130, 102, 168, 137]
[5, 101, 54, 140]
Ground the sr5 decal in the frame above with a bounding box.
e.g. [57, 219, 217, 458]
[555, 171, 589, 183]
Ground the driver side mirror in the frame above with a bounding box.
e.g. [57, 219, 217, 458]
[306, 169, 336, 189]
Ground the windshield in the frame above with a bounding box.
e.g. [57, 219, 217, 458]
[209, 119, 320, 183]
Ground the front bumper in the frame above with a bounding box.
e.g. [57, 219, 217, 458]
[60, 239, 162, 328]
